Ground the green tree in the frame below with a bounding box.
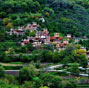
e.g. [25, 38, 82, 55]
[43, 44, 54, 51]
[75, 44, 81, 49]
[62, 80, 77, 88]
[69, 38, 74, 43]
[0, 31, 5, 42]
[0, 66, 5, 78]
[21, 81, 35, 88]
[3, 18, 11, 25]
[52, 51, 60, 62]
[65, 44, 75, 55]
[43, 7, 54, 16]
[34, 79, 43, 88]
[42, 50, 53, 62]
[6, 22, 13, 29]
[0, 12, 6, 18]
[29, 31, 36, 37]
[68, 63, 80, 75]
[20, 46, 27, 53]
[40, 86, 49, 88]
[40, 73, 62, 88]
[19, 64, 38, 83]
[5, 75, 17, 84]
[62, 56, 70, 65]
[26, 43, 34, 51]
[79, 54, 88, 68]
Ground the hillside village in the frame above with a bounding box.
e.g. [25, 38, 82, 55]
[8, 22, 74, 49]
[6, 22, 89, 59]
[1, 0, 89, 88]
[0, 22, 89, 87]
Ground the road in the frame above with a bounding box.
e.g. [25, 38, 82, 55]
[0, 63, 23, 66]
[6, 54, 39, 56]
[5, 64, 89, 77]
[5, 70, 19, 76]
[5, 69, 89, 77]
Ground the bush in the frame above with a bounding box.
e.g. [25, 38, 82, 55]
[0, 66, 5, 78]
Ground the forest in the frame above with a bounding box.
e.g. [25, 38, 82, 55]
[1, 0, 89, 37]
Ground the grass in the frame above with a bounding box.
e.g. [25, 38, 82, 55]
[77, 84, 89, 88]
[8, 62, 23, 64]
[0, 62, 23, 67]
[3, 66, 22, 70]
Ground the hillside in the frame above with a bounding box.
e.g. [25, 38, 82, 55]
[0, 1, 89, 88]
[0, 0, 89, 37]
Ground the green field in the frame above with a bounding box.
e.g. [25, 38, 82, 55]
[78, 84, 89, 88]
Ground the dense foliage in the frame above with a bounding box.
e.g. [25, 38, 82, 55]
[0, 0, 89, 36]
[0, 43, 88, 68]
[0, 65, 78, 88]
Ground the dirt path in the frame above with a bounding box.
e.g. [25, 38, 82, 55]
[0, 63, 23, 66]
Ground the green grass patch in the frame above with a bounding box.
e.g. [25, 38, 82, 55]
[3, 66, 22, 70]
[8, 62, 23, 64]
[77, 84, 89, 88]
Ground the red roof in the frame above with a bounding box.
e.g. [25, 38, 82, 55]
[50, 36, 62, 40]
[50, 37, 56, 40]
[58, 37, 62, 40]
[15, 30, 24, 33]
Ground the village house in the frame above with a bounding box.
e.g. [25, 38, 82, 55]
[8, 22, 39, 37]
[49, 33, 69, 51]
[20, 39, 30, 46]
[66, 34, 71, 40]
[25, 22, 39, 32]
[21, 29, 50, 47]
[50, 33, 63, 44]
[27, 36, 41, 47]
[63, 40, 69, 44]
[73, 37, 81, 43]
[35, 29, 50, 44]
[14, 28, 24, 37]
[8, 27, 24, 37]
[56, 43, 68, 51]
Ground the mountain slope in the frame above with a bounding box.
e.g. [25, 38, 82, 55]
[0, 0, 89, 37]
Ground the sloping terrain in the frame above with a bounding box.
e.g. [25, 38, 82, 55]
[0, 0, 89, 36]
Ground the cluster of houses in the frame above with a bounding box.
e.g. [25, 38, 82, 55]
[8, 22, 88, 52]
[8, 22, 72, 51]
[21, 32, 72, 51]
[8, 22, 39, 36]
[7, 22, 89, 59]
